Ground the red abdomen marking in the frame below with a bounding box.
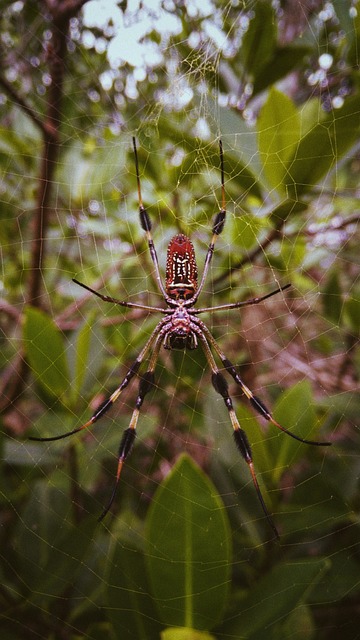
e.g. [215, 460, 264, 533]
[166, 234, 198, 299]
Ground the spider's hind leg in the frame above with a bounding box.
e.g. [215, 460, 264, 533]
[29, 321, 167, 445]
[195, 328, 279, 539]
[98, 370, 156, 521]
[197, 321, 331, 448]
[98, 333, 163, 521]
[211, 368, 279, 540]
[222, 358, 331, 447]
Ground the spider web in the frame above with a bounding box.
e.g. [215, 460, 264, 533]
[1, 1, 360, 638]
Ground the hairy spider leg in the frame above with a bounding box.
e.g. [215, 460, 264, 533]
[72, 278, 169, 314]
[196, 319, 332, 447]
[98, 330, 165, 521]
[29, 318, 169, 444]
[194, 283, 292, 315]
[191, 139, 227, 304]
[132, 137, 169, 300]
[191, 324, 279, 539]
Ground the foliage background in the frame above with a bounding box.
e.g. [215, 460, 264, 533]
[0, 1, 359, 639]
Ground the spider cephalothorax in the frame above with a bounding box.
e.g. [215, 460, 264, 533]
[30, 138, 331, 537]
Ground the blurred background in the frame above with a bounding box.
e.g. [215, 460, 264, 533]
[0, 1, 359, 638]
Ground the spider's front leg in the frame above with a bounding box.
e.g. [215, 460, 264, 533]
[132, 136, 169, 300]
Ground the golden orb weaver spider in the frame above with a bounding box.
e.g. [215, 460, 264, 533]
[30, 138, 331, 538]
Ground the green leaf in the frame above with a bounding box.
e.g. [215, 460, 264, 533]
[160, 106, 263, 198]
[161, 628, 215, 640]
[344, 295, 360, 333]
[286, 94, 360, 196]
[318, 391, 360, 422]
[74, 320, 92, 396]
[253, 45, 312, 96]
[220, 558, 329, 637]
[258, 89, 300, 193]
[345, 2, 360, 68]
[322, 271, 343, 326]
[269, 199, 308, 225]
[68, 314, 106, 402]
[145, 454, 232, 631]
[242, 2, 276, 77]
[281, 472, 351, 536]
[61, 140, 127, 203]
[269, 381, 320, 484]
[24, 306, 70, 400]
[13, 479, 97, 607]
[308, 550, 360, 604]
[105, 533, 163, 640]
[280, 604, 315, 640]
[231, 213, 265, 251]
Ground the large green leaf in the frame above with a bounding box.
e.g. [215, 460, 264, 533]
[258, 89, 300, 193]
[60, 139, 127, 204]
[322, 270, 343, 326]
[13, 479, 97, 607]
[24, 306, 70, 400]
[161, 628, 215, 640]
[242, 2, 276, 77]
[269, 381, 325, 484]
[308, 550, 360, 604]
[145, 454, 232, 631]
[344, 0, 360, 67]
[286, 94, 360, 195]
[220, 558, 329, 638]
[67, 313, 106, 403]
[73, 319, 93, 397]
[105, 532, 163, 640]
[269, 198, 308, 225]
[252, 45, 312, 96]
[344, 293, 360, 333]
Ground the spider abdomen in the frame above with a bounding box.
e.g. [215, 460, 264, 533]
[165, 234, 198, 300]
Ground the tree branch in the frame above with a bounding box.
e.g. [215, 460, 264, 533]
[2, 0, 89, 413]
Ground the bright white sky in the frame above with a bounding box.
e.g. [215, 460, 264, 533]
[82, 0, 221, 69]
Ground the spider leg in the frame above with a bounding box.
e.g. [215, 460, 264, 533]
[196, 320, 332, 447]
[132, 137, 168, 300]
[98, 331, 164, 521]
[191, 140, 226, 304]
[192, 325, 279, 539]
[194, 283, 291, 314]
[29, 319, 168, 443]
[73, 278, 168, 314]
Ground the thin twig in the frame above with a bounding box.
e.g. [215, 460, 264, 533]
[0, 75, 48, 136]
[214, 211, 360, 287]
[214, 226, 283, 286]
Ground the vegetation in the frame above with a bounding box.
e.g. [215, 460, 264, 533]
[1, 1, 359, 639]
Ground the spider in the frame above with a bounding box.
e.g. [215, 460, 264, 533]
[30, 138, 331, 537]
